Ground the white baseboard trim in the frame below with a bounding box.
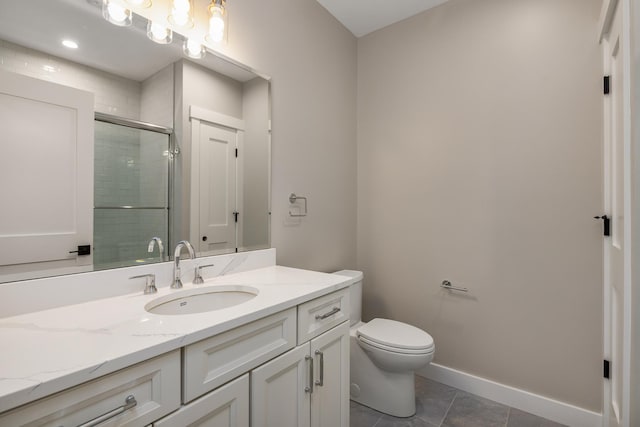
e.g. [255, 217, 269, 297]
[417, 363, 602, 427]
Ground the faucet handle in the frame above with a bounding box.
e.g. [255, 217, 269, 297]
[193, 264, 215, 285]
[130, 274, 157, 294]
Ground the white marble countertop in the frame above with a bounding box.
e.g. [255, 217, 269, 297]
[0, 265, 353, 413]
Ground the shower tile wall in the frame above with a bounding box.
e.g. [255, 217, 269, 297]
[0, 39, 141, 119]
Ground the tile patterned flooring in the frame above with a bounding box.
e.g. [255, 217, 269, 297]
[350, 376, 567, 427]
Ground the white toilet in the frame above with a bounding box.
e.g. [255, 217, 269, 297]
[334, 270, 435, 418]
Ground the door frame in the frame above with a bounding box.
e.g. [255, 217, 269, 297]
[629, 0, 640, 425]
[599, 0, 632, 426]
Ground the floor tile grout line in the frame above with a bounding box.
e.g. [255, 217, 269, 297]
[504, 407, 511, 427]
[438, 390, 459, 427]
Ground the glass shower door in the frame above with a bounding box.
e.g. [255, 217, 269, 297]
[93, 118, 171, 270]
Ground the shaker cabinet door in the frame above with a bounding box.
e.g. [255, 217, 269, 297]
[155, 374, 249, 427]
[310, 321, 350, 427]
[250, 343, 311, 427]
[0, 69, 94, 271]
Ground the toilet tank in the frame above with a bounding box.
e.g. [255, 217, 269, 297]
[333, 270, 363, 327]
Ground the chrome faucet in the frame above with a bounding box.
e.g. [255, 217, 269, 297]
[148, 237, 164, 261]
[173, 240, 196, 289]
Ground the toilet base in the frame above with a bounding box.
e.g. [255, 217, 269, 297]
[349, 333, 418, 417]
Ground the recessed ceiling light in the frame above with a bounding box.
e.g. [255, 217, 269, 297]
[62, 39, 79, 49]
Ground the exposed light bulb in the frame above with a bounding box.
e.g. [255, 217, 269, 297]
[208, 2, 225, 43]
[102, 0, 132, 26]
[147, 21, 173, 44]
[183, 38, 206, 59]
[173, 0, 191, 13]
[169, 0, 193, 28]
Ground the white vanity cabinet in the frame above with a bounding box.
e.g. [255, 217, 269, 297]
[0, 287, 350, 427]
[0, 350, 181, 427]
[250, 321, 349, 427]
[250, 290, 350, 427]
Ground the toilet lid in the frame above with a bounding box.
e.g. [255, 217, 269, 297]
[356, 318, 434, 351]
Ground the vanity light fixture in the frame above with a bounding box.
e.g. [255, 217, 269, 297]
[169, 0, 194, 28]
[102, 0, 133, 26]
[147, 20, 173, 44]
[183, 38, 206, 59]
[62, 39, 79, 49]
[207, 0, 227, 43]
[101, 0, 225, 55]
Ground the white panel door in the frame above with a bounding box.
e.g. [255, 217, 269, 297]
[0, 70, 93, 268]
[602, 1, 629, 426]
[250, 344, 311, 427]
[197, 121, 237, 254]
[310, 322, 350, 427]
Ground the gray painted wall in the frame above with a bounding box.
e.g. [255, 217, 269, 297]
[217, 0, 358, 271]
[357, 0, 603, 411]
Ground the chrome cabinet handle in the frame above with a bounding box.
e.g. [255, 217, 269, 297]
[304, 355, 314, 393]
[75, 395, 137, 427]
[314, 350, 324, 386]
[315, 307, 340, 320]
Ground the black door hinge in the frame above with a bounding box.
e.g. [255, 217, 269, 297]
[233, 211, 239, 223]
[69, 245, 91, 256]
[604, 360, 610, 379]
[594, 215, 611, 236]
[604, 76, 610, 95]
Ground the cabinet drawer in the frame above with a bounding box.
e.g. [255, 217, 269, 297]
[297, 289, 350, 344]
[183, 307, 296, 403]
[0, 350, 180, 427]
[155, 374, 249, 427]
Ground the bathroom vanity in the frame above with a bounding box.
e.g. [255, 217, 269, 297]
[0, 250, 352, 427]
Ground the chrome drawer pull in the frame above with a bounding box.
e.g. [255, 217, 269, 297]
[75, 395, 137, 427]
[314, 350, 324, 386]
[304, 355, 314, 393]
[315, 307, 340, 320]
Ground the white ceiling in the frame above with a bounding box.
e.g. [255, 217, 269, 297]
[316, 0, 451, 37]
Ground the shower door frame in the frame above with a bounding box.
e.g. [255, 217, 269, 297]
[94, 112, 175, 264]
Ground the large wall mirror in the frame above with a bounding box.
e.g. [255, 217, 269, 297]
[0, 0, 271, 283]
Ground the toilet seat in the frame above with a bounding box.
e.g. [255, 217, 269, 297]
[358, 336, 434, 355]
[356, 318, 434, 353]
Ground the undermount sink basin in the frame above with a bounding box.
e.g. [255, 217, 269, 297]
[145, 285, 259, 315]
